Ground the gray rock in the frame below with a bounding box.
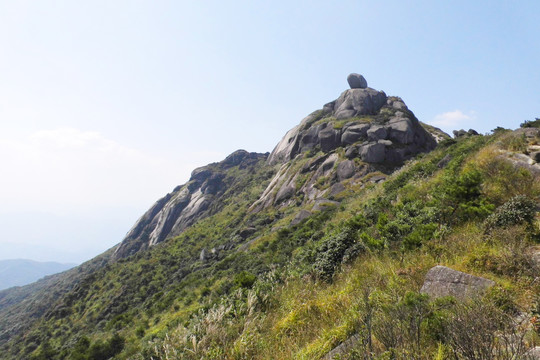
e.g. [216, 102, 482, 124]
[312, 199, 339, 212]
[346, 73, 367, 89]
[360, 142, 386, 163]
[345, 146, 359, 159]
[337, 160, 355, 181]
[334, 88, 387, 119]
[388, 117, 415, 144]
[275, 184, 295, 204]
[392, 101, 407, 110]
[290, 210, 312, 226]
[299, 123, 326, 152]
[319, 128, 340, 152]
[467, 129, 479, 136]
[385, 147, 406, 164]
[322, 334, 361, 360]
[322, 101, 336, 114]
[437, 154, 452, 168]
[239, 227, 256, 239]
[341, 124, 370, 144]
[328, 183, 346, 197]
[320, 154, 338, 173]
[301, 154, 329, 173]
[453, 129, 468, 138]
[370, 174, 386, 183]
[523, 347, 540, 359]
[420, 265, 495, 300]
[200, 248, 208, 261]
[378, 139, 393, 146]
[367, 126, 388, 141]
[531, 151, 540, 163]
[531, 249, 540, 268]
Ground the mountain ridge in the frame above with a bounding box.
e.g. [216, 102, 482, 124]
[0, 75, 538, 360]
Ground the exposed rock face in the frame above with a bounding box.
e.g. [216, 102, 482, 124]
[290, 210, 312, 226]
[334, 88, 387, 119]
[420, 265, 495, 300]
[255, 75, 441, 212]
[347, 73, 367, 89]
[114, 150, 267, 259]
[323, 334, 361, 360]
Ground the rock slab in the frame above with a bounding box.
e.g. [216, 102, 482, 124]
[420, 265, 495, 300]
[347, 73, 367, 89]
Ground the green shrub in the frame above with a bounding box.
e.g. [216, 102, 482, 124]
[234, 271, 257, 289]
[520, 118, 540, 128]
[484, 195, 537, 231]
[313, 229, 357, 281]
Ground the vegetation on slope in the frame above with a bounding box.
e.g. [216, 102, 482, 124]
[2, 125, 540, 360]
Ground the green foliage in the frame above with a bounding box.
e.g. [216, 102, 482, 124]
[234, 271, 257, 289]
[484, 195, 537, 231]
[520, 117, 540, 128]
[69, 334, 124, 360]
[3, 122, 540, 360]
[313, 229, 358, 281]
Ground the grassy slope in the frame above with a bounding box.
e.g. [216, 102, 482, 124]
[5, 128, 540, 360]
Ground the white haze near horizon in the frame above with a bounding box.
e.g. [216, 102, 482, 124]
[0, 1, 539, 263]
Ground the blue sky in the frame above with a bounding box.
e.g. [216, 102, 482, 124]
[0, 1, 539, 263]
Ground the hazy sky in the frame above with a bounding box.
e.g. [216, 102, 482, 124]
[1, 1, 539, 263]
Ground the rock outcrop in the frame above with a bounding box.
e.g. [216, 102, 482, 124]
[114, 150, 267, 259]
[267, 76, 436, 166]
[254, 74, 441, 212]
[420, 265, 495, 300]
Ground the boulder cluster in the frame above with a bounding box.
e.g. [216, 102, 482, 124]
[268, 74, 437, 166]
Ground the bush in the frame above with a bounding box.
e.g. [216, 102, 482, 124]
[520, 118, 540, 128]
[313, 229, 357, 281]
[484, 195, 537, 231]
[234, 271, 257, 289]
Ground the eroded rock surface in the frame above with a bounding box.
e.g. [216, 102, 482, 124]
[255, 75, 441, 212]
[114, 150, 267, 259]
[420, 265, 495, 300]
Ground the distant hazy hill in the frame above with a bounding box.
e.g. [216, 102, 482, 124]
[0, 259, 75, 290]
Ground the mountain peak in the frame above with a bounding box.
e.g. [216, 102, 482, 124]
[267, 74, 439, 166]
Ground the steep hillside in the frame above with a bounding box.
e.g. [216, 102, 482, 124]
[0, 259, 75, 291]
[0, 76, 539, 360]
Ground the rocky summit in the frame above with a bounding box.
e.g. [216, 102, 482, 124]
[255, 74, 442, 211]
[267, 74, 439, 165]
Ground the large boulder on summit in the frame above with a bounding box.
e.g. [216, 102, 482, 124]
[333, 88, 387, 119]
[420, 265, 495, 300]
[347, 73, 368, 89]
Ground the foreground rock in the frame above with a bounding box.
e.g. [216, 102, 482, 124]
[322, 334, 361, 360]
[420, 265, 495, 300]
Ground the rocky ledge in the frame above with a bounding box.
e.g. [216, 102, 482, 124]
[113, 150, 267, 259]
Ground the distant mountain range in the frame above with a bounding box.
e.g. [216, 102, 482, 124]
[0, 259, 75, 290]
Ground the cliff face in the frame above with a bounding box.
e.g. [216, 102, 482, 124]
[113, 150, 268, 259]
